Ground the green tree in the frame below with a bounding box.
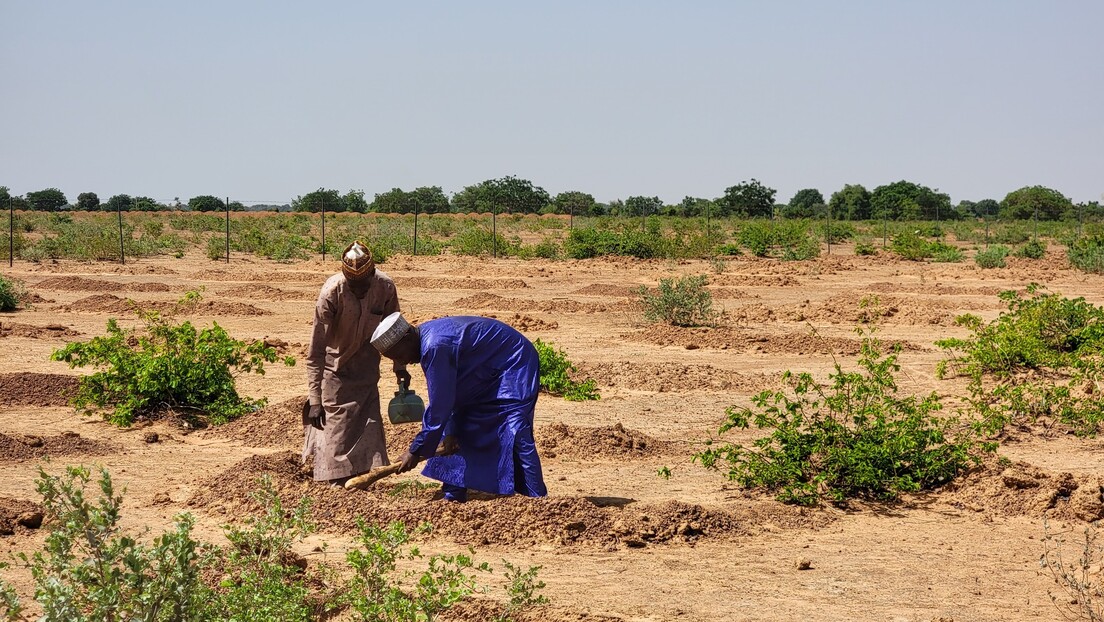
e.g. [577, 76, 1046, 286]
[292, 188, 343, 213]
[451, 176, 550, 214]
[1000, 185, 1072, 221]
[551, 191, 595, 217]
[104, 194, 134, 212]
[370, 188, 408, 213]
[189, 195, 226, 213]
[783, 188, 825, 218]
[828, 184, 871, 220]
[624, 196, 663, 218]
[343, 189, 368, 213]
[410, 186, 450, 214]
[676, 196, 716, 217]
[76, 192, 101, 211]
[133, 196, 164, 211]
[718, 179, 776, 218]
[870, 181, 951, 220]
[26, 188, 68, 211]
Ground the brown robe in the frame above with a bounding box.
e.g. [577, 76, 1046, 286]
[303, 270, 401, 481]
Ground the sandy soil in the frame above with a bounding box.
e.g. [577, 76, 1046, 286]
[1, 245, 1101, 621]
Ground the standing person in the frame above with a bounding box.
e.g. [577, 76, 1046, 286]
[369, 313, 547, 502]
[303, 241, 410, 485]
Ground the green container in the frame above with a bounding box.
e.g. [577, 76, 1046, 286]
[387, 380, 425, 425]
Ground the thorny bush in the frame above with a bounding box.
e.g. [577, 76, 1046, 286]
[533, 338, 600, 401]
[638, 274, 717, 327]
[695, 322, 985, 506]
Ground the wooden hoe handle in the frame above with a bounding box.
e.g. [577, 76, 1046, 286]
[343, 448, 451, 491]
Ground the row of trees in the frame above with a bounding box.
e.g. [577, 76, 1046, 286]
[3, 180, 1099, 222]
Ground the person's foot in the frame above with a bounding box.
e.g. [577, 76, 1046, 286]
[442, 484, 467, 502]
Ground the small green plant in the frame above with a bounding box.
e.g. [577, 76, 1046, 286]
[974, 245, 1010, 269]
[854, 241, 877, 256]
[388, 480, 441, 499]
[1016, 238, 1047, 259]
[0, 563, 22, 621]
[16, 465, 209, 621]
[930, 241, 965, 263]
[206, 236, 226, 261]
[656, 466, 672, 480]
[0, 275, 24, 312]
[889, 231, 934, 260]
[1069, 236, 1104, 274]
[638, 274, 717, 327]
[52, 311, 294, 426]
[709, 257, 727, 274]
[495, 561, 548, 622]
[695, 327, 984, 505]
[533, 338, 599, 401]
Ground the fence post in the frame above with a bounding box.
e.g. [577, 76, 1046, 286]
[413, 203, 419, 256]
[492, 204, 498, 259]
[320, 196, 326, 261]
[8, 196, 13, 267]
[985, 205, 990, 250]
[826, 204, 831, 255]
[118, 200, 125, 265]
[882, 211, 887, 248]
[225, 197, 230, 264]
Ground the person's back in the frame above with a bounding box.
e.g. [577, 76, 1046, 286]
[418, 316, 539, 407]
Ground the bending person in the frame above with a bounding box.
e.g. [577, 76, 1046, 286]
[303, 241, 409, 485]
[370, 313, 547, 502]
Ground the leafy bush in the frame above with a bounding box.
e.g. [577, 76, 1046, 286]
[937, 286, 1104, 436]
[638, 274, 717, 327]
[451, 227, 519, 257]
[992, 224, 1030, 245]
[0, 275, 24, 311]
[496, 561, 549, 622]
[16, 465, 209, 622]
[51, 309, 294, 426]
[854, 241, 877, 256]
[974, 245, 1010, 269]
[695, 329, 984, 505]
[889, 231, 934, 260]
[1015, 238, 1046, 259]
[533, 338, 599, 401]
[930, 241, 965, 263]
[780, 236, 820, 261]
[206, 236, 226, 261]
[1069, 236, 1104, 274]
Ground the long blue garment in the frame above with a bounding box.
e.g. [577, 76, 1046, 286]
[408, 316, 547, 497]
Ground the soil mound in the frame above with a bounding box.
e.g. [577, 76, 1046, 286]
[394, 276, 530, 290]
[188, 453, 822, 547]
[35, 276, 171, 293]
[791, 293, 967, 326]
[625, 326, 873, 355]
[0, 431, 117, 462]
[485, 313, 558, 332]
[453, 293, 635, 314]
[0, 322, 81, 339]
[939, 458, 1104, 522]
[63, 294, 269, 316]
[0, 497, 44, 536]
[0, 372, 79, 407]
[575, 361, 777, 393]
[191, 269, 324, 283]
[572, 284, 639, 298]
[218, 284, 312, 301]
[708, 274, 801, 287]
[537, 422, 677, 459]
[864, 282, 1008, 297]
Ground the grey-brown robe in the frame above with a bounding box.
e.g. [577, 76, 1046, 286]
[303, 270, 401, 481]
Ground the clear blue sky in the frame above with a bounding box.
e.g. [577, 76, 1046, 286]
[2, 1, 1101, 206]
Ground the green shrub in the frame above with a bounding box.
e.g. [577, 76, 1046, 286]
[737, 221, 773, 257]
[206, 236, 226, 261]
[16, 465, 209, 621]
[694, 331, 984, 505]
[890, 231, 933, 260]
[930, 241, 965, 263]
[518, 237, 561, 259]
[51, 310, 294, 426]
[1015, 238, 1046, 259]
[1068, 236, 1104, 274]
[496, 561, 549, 622]
[533, 338, 599, 401]
[563, 227, 620, 259]
[780, 237, 820, 261]
[992, 224, 1030, 245]
[451, 227, 518, 257]
[816, 221, 856, 244]
[717, 242, 742, 256]
[974, 245, 1010, 269]
[638, 274, 717, 327]
[0, 275, 23, 311]
[854, 241, 877, 256]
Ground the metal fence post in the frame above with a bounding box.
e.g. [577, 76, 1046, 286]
[225, 196, 230, 264]
[492, 204, 498, 259]
[321, 197, 326, 261]
[118, 200, 125, 265]
[8, 196, 13, 267]
[826, 204, 831, 255]
[413, 202, 419, 256]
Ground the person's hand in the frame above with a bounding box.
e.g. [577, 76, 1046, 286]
[397, 451, 420, 473]
[442, 435, 459, 455]
[307, 404, 326, 430]
[395, 368, 412, 388]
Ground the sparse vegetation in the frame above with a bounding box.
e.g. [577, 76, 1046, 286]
[534, 338, 600, 401]
[0, 275, 24, 311]
[638, 274, 717, 327]
[974, 245, 1010, 269]
[1041, 520, 1104, 621]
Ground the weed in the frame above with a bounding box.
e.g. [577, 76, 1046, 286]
[709, 257, 727, 274]
[495, 561, 548, 622]
[638, 274, 717, 327]
[854, 241, 877, 256]
[533, 338, 600, 401]
[1041, 520, 1104, 621]
[388, 480, 441, 499]
[931, 242, 965, 263]
[51, 312, 294, 426]
[0, 275, 25, 312]
[656, 466, 673, 480]
[890, 231, 934, 260]
[974, 245, 1010, 269]
[1069, 236, 1104, 274]
[1016, 238, 1047, 259]
[695, 325, 984, 505]
[0, 564, 21, 621]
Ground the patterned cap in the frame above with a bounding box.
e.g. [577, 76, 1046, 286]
[341, 241, 375, 281]
[371, 312, 412, 353]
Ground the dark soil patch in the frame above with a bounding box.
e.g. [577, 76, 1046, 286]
[35, 276, 171, 293]
[0, 322, 81, 338]
[0, 372, 79, 407]
[0, 497, 44, 536]
[937, 457, 1104, 522]
[575, 361, 777, 393]
[63, 294, 268, 316]
[394, 276, 530, 290]
[188, 453, 829, 547]
[537, 422, 678, 459]
[0, 431, 118, 462]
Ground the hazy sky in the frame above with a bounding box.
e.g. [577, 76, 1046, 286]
[2, 1, 1101, 207]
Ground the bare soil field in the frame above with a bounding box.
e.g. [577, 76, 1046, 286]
[2, 246, 1102, 621]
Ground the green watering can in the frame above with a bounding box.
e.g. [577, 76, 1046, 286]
[387, 379, 425, 425]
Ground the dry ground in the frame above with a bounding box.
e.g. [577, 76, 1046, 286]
[2, 244, 1103, 621]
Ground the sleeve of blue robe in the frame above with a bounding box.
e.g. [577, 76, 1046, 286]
[408, 342, 459, 459]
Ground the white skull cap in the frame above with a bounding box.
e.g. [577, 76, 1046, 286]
[371, 312, 412, 353]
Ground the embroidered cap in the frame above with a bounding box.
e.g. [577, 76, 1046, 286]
[371, 311, 412, 353]
[341, 241, 375, 281]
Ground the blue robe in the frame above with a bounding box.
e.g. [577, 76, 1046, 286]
[408, 316, 547, 497]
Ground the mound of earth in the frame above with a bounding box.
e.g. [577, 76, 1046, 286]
[35, 276, 171, 293]
[0, 322, 81, 339]
[790, 293, 966, 326]
[939, 458, 1104, 522]
[453, 293, 635, 314]
[393, 276, 529, 290]
[537, 422, 676, 459]
[572, 284, 640, 298]
[707, 274, 800, 287]
[0, 497, 44, 536]
[575, 361, 777, 393]
[0, 372, 79, 407]
[0, 431, 118, 462]
[624, 326, 882, 355]
[188, 453, 827, 547]
[485, 313, 559, 332]
[218, 284, 313, 301]
[191, 269, 324, 283]
[63, 294, 269, 316]
[864, 282, 1008, 297]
